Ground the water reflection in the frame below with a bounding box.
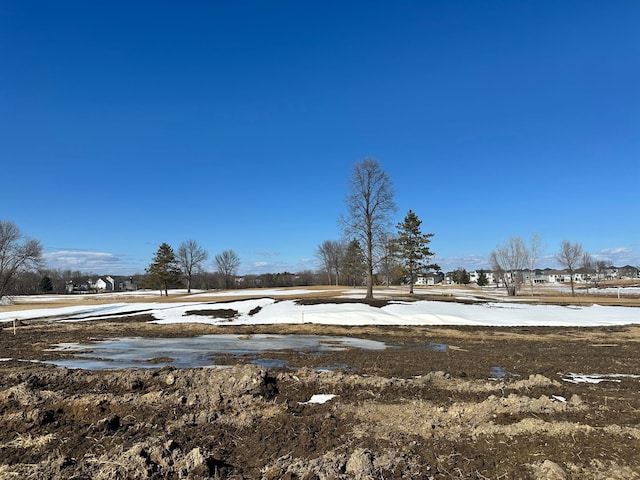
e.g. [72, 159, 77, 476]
[46, 334, 388, 370]
[251, 358, 288, 369]
[428, 342, 448, 352]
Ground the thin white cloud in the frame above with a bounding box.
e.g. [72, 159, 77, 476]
[254, 251, 280, 257]
[43, 250, 131, 274]
[594, 247, 639, 266]
[598, 247, 631, 257]
[240, 255, 317, 276]
[436, 246, 640, 272]
[434, 254, 489, 272]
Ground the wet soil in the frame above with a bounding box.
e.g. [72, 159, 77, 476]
[1, 314, 640, 479]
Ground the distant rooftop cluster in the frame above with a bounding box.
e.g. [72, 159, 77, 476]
[415, 265, 640, 286]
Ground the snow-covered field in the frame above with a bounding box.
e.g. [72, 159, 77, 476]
[1, 287, 639, 327]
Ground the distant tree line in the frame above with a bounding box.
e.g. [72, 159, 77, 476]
[490, 235, 606, 297]
[3, 158, 626, 300]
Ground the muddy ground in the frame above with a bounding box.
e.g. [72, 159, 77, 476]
[1, 302, 640, 479]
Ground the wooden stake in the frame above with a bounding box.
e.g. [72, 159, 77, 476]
[13, 319, 16, 336]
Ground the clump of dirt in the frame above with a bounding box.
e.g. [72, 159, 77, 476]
[184, 308, 239, 319]
[295, 297, 393, 308]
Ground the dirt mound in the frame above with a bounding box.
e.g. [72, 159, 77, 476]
[0, 365, 278, 479]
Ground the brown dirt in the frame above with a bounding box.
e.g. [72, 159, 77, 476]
[1, 306, 640, 478]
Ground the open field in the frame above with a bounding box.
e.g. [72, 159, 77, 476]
[4, 281, 640, 312]
[1, 287, 639, 479]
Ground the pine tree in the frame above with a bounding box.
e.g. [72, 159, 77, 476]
[145, 243, 182, 296]
[39, 275, 53, 293]
[477, 270, 489, 287]
[395, 210, 438, 294]
[342, 239, 365, 287]
[452, 268, 470, 285]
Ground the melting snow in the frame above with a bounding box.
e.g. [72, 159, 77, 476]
[2, 287, 640, 327]
[301, 394, 338, 405]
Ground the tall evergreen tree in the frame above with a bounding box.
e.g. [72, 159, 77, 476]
[451, 268, 471, 285]
[379, 233, 401, 287]
[39, 275, 53, 293]
[342, 239, 365, 287]
[395, 210, 438, 294]
[146, 243, 182, 296]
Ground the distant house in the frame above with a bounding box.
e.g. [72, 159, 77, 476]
[521, 270, 547, 285]
[66, 280, 91, 293]
[469, 270, 499, 285]
[617, 265, 639, 279]
[119, 277, 138, 291]
[467, 265, 638, 286]
[415, 272, 444, 285]
[93, 276, 115, 291]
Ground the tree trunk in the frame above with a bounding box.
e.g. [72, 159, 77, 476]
[366, 231, 374, 299]
[570, 274, 575, 296]
[365, 271, 373, 298]
[530, 270, 534, 296]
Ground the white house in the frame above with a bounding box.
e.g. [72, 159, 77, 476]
[469, 270, 498, 285]
[93, 276, 115, 291]
[415, 272, 445, 285]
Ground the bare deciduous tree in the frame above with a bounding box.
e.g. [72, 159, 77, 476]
[526, 233, 541, 295]
[316, 240, 345, 286]
[594, 259, 609, 286]
[214, 249, 240, 290]
[0, 220, 43, 301]
[176, 240, 209, 293]
[556, 240, 583, 296]
[581, 252, 594, 293]
[490, 236, 528, 296]
[341, 158, 396, 299]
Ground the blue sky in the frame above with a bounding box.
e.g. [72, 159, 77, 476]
[2, 1, 639, 275]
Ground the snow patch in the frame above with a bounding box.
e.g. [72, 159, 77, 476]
[561, 373, 640, 384]
[300, 394, 338, 405]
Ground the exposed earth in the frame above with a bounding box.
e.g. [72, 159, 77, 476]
[1, 295, 640, 479]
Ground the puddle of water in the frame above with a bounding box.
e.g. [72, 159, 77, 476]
[315, 363, 350, 372]
[251, 358, 288, 369]
[45, 334, 388, 370]
[428, 342, 448, 352]
[487, 367, 520, 380]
